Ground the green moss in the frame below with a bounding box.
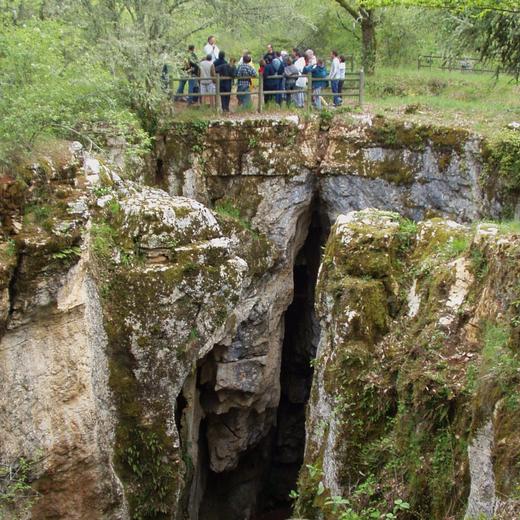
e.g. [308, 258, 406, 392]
[366, 117, 468, 153]
[484, 130, 520, 193]
[88, 190, 275, 518]
[300, 214, 516, 520]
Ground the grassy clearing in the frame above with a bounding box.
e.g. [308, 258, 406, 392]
[365, 67, 520, 136]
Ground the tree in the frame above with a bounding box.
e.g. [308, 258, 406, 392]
[72, 0, 310, 132]
[333, 1, 377, 74]
[361, 0, 519, 13]
[332, 0, 519, 75]
[454, 9, 520, 81]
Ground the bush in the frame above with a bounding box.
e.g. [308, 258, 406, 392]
[0, 21, 148, 165]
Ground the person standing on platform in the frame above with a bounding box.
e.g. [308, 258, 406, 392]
[236, 55, 256, 108]
[214, 52, 235, 112]
[199, 54, 216, 107]
[330, 50, 342, 107]
[338, 55, 347, 102]
[294, 50, 306, 108]
[284, 57, 299, 106]
[175, 44, 200, 103]
[203, 35, 220, 62]
[272, 52, 284, 105]
[263, 57, 278, 106]
[264, 43, 275, 62]
[310, 58, 328, 109]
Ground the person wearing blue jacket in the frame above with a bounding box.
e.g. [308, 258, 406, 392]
[272, 52, 285, 105]
[308, 59, 329, 109]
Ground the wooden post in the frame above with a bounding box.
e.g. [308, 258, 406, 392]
[258, 74, 263, 113]
[358, 69, 365, 107]
[306, 73, 312, 112]
[215, 75, 221, 114]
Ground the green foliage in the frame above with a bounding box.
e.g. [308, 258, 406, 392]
[51, 246, 81, 261]
[496, 220, 520, 235]
[92, 186, 113, 198]
[214, 200, 255, 233]
[470, 247, 488, 280]
[456, 10, 520, 81]
[481, 322, 518, 389]
[0, 20, 145, 165]
[485, 130, 520, 194]
[440, 235, 470, 259]
[397, 218, 417, 252]
[360, 0, 519, 11]
[121, 428, 176, 520]
[0, 457, 40, 519]
[91, 222, 117, 259]
[377, 7, 442, 67]
[365, 67, 519, 135]
[7, 240, 16, 257]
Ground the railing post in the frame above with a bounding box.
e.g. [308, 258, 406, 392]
[306, 73, 312, 112]
[215, 75, 221, 114]
[359, 69, 365, 107]
[258, 74, 263, 113]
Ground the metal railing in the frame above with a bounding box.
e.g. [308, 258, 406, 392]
[170, 71, 365, 114]
[417, 55, 495, 74]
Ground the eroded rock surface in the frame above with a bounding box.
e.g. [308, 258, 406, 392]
[297, 209, 520, 520]
[1, 115, 519, 520]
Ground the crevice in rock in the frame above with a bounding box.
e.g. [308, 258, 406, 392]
[155, 157, 165, 185]
[255, 199, 328, 519]
[182, 196, 328, 520]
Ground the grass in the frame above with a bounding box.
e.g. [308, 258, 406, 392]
[364, 67, 520, 136]
[441, 236, 471, 259]
[480, 322, 519, 392]
[474, 220, 520, 235]
[497, 221, 520, 234]
[214, 200, 255, 233]
[169, 66, 518, 140]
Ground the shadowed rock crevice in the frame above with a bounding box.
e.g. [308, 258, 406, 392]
[191, 200, 327, 520]
[256, 202, 327, 519]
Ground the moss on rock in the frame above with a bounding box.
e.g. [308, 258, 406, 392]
[298, 209, 520, 520]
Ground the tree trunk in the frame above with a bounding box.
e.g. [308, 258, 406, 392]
[361, 9, 376, 75]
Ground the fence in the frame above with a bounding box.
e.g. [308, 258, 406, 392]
[417, 55, 495, 74]
[170, 71, 365, 114]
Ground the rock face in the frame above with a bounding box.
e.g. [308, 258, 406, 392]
[1, 115, 519, 520]
[1, 261, 126, 519]
[157, 116, 508, 226]
[296, 209, 520, 520]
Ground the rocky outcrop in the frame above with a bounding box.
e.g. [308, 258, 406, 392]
[158, 115, 508, 226]
[0, 139, 314, 519]
[319, 120, 493, 222]
[1, 114, 519, 520]
[296, 209, 520, 520]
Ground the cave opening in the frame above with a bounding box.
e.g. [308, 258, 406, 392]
[253, 201, 327, 520]
[188, 201, 328, 520]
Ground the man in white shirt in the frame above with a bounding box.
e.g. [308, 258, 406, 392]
[203, 36, 220, 63]
[329, 50, 342, 107]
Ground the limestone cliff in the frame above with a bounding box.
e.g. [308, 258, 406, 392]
[296, 209, 520, 520]
[0, 114, 519, 520]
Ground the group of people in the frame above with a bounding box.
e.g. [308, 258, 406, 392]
[168, 36, 350, 112]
